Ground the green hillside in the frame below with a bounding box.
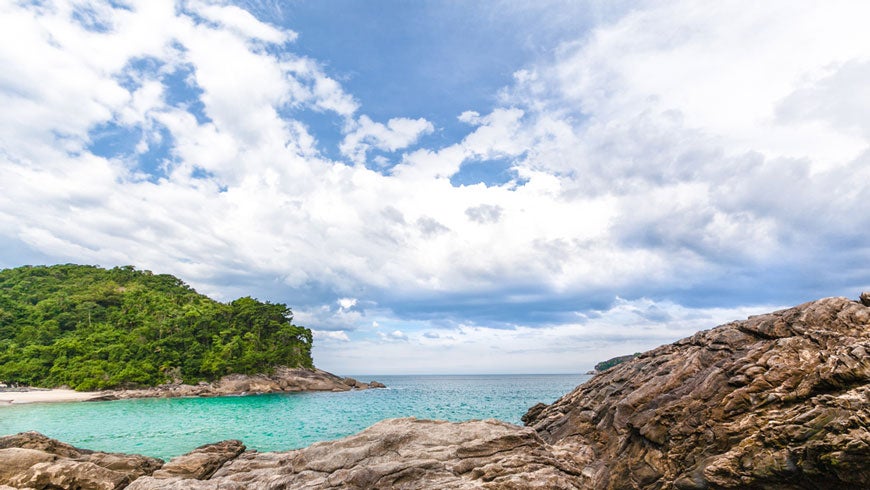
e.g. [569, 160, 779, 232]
[0, 264, 313, 390]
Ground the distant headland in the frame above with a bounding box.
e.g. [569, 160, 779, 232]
[0, 264, 383, 398]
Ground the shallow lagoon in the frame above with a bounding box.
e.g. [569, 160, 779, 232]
[0, 374, 589, 460]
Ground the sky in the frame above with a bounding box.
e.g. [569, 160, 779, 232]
[1, 0, 869, 375]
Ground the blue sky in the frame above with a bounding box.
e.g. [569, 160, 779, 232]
[1, 0, 869, 374]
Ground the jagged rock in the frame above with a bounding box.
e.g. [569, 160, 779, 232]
[0, 431, 163, 489]
[149, 440, 245, 480]
[860, 291, 870, 307]
[525, 296, 870, 489]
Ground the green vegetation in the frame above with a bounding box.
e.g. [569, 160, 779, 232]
[0, 264, 313, 390]
[594, 353, 640, 372]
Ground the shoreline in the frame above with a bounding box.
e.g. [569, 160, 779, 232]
[0, 367, 385, 406]
[0, 389, 102, 405]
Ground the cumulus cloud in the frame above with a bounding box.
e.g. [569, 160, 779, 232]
[1, 0, 868, 374]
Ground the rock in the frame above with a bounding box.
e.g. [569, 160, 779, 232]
[0, 431, 163, 489]
[521, 402, 548, 426]
[150, 440, 245, 480]
[3, 296, 865, 489]
[132, 418, 587, 489]
[0, 448, 58, 484]
[860, 291, 870, 306]
[369, 380, 386, 388]
[100, 367, 385, 400]
[8, 459, 131, 490]
[525, 296, 870, 489]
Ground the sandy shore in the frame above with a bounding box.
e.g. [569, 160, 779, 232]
[0, 389, 101, 405]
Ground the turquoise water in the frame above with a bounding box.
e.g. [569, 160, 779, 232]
[0, 374, 588, 460]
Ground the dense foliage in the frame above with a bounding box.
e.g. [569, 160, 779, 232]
[594, 353, 640, 372]
[0, 264, 313, 390]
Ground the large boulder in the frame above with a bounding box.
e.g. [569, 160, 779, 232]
[524, 296, 870, 489]
[0, 431, 163, 489]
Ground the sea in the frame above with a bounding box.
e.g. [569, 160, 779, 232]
[0, 374, 589, 460]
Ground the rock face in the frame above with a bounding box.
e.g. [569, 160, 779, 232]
[100, 368, 385, 400]
[524, 296, 870, 489]
[1, 296, 867, 489]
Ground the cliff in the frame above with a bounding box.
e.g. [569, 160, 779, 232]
[1, 295, 867, 489]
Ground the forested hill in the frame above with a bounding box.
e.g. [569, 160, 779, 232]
[0, 264, 313, 390]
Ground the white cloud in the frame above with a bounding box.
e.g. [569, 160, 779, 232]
[313, 330, 350, 342]
[1, 1, 869, 375]
[340, 115, 434, 165]
[311, 298, 781, 374]
[189, 1, 295, 44]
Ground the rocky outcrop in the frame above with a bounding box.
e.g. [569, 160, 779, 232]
[99, 368, 385, 400]
[1, 296, 867, 489]
[0, 431, 163, 489]
[524, 296, 870, 489]
[127, 418, 587, 489]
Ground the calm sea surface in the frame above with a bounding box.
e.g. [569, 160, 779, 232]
[0, 374, 589, 460]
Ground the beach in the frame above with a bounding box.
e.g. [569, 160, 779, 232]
[0, 389, 101, 405]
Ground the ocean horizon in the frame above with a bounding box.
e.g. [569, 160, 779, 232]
[0, 373, 591, 460]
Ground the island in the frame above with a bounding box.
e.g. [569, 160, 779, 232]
[0, 264, 383, 401]
[1, 294, 867, 488]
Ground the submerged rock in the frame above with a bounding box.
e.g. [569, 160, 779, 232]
[1, 296, 866, 489]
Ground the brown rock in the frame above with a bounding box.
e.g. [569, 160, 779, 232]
[525, 296, 870, 489]
[0, 448, 58, 484]
[150, 440, 245, 480]
[369, 380, 386, 388]
[195, 418, 584, 489]
[0, 431, 163, 488]
[0, 431, 87, 458]
[8, 459, 130, 490]
[860, 291, 870, 307]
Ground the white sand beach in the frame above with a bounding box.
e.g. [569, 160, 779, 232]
[0, 389, 100, 405]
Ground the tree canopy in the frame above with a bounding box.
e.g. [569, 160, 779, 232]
[0, 264, 313, 390]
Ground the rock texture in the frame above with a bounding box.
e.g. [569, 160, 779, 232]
[98, 368, 385, 401]
[128, 418, 586, 489]
[525, 296, 870, 489]
[0, 431, 163, 489]
[1, 296, 867, 489]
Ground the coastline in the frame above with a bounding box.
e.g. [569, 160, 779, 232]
[0, 367, 384, 407]
[0, 389, 101, 405]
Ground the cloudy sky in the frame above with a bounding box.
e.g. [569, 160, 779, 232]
[2, 0, 869, 375]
